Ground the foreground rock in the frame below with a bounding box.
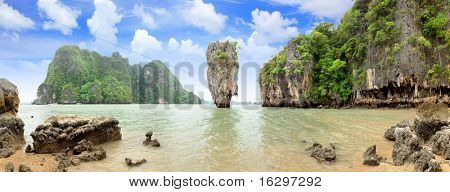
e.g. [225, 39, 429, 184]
[413, 149, 441, 172]
[143, 131, 160, 147]
[206, 41, 239, 108]
[31, 115, 122, 154]
[363, 145, 384, 166]
[125, 158, 147, 167]
[0, 79, 25, 158]
[306, 143, 336, 163]
[52, 140, 106, 171]
[381, 102, 449, 171]
[18, 164, 32, 172]
[4, 162, 14, 172]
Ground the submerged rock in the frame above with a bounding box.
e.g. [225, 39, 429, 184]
[363, 145, 384, 166]
[0, 79, 25, 156]
[143, 131, 160, 147]
[306, 143, 336, 163]
[413, 149, 441, 172]
[125, 158, 147, 167]
[4, 162, 14, 172]
[31, 115, 122, 154]
[206, 41, 239, 108]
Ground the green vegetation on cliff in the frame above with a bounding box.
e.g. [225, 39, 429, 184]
[259, 0, 449, 106]
[34, 45, 201, 104]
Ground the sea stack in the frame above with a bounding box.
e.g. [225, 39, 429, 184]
[206, 41, 239, 108]
[0, 78, 25, 158]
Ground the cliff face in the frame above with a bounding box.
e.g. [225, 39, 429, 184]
[206, 41, 239, 108]
[259, 0, 449, 108]
[34, 45, 201, 105]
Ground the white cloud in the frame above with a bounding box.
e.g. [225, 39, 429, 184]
[37, 0, 81, 35]
[250, 9, 298, 45]
[267, 0, 353, 19]
[133, 4, 157, 29]
[131, 29, 162, 54]
[87, 0, 122, 44]
[223, 36, 279, 64]
[0, 0, 34, 31]
[181, 0, 228, 34]
[168, 38, 179, 49]
[152, 7, 169, 16]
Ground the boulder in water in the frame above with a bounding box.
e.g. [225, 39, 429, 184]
[143, 131, 160, 147]
[125, 158, 147, 167]
[306, 143, 336, 163]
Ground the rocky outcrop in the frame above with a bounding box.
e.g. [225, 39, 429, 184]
[0, 79, 25, 158]
[206, 41, 239, 108]
[413, 149, 441, 172]
[363, 145, 384, 166]
[31, 115, 122, 154]
[259, 36, 313, 107]
[306, 143, 336, 163]
[125, 158, 147, 167]
[381, 103, 449, 171]
[428, 127, 450, 160]
[143, 131, 160, 147]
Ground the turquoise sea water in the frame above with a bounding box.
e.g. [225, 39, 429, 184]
[18, 104, 416, 172]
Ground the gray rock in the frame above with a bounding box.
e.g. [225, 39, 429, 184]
[18, 164, 32, 172]
[428, 128, 450, 159]
[4, 162, 14, 172]
[413, 149, 442, 172]
[74, 148, 106, 162]
[392, 127, 421, 166]
[363, 145, 383, 166]
[125, 158, 147, 167]
[206, 41, 239, 108]
[385, 120, 410, 141]
[31, 115, 121, 154]
[25, 144, 34, 153]
[306, 143, 336, 163]
[143, 131, 160, 147]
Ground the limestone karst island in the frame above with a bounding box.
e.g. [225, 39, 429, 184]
[0, 0, 449, 173]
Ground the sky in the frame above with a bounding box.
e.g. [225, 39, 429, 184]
[0, 0, 354, 103]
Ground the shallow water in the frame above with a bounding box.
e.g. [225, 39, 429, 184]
[18, 104, 416, 172]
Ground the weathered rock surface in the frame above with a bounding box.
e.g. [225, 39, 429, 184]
[0, 79, 25, 157]
[125, 158, 147, 167]
[363, 145, 383, 166]
[306, 143, 336, 163]
[206, 41, 239, 108]
[18, 164, 32, 172]
[31, 115, 122, 154]
[413, 103, 449, 141]
[143, 131, 160, 147]
[4, 162, 14, 172]
[392, 127, 421, 166]
[385, 120, 410, 141]
[428, 127, 450, 160]
[413, 149, 441, 172]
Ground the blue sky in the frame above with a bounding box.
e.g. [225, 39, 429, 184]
[0, 0, 353, 103]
